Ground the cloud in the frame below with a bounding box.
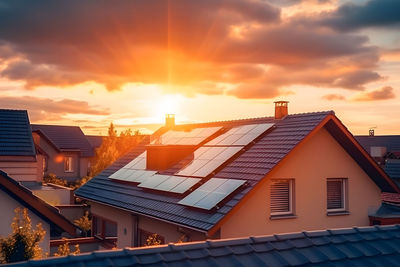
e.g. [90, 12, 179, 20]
[322, 94, 345, 101]
[353, 86, 396, 101]
[319, 0, 400, 32]
[0, 0, 388, 99]
[0, 95, 110, 121]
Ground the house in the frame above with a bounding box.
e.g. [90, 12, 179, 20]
[75, 102, 400, 248]
[0, 109, 43, 182]
[0, 171, 77, 254]
[355, 135, 400, 166]
[9, 224, 400, 267]
[32, 125, 95, 182]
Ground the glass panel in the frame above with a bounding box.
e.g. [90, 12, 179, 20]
[151, 127, 222, 145]
[176, 159, 209, 176]
[192, 159, 225, 177]
[138, 175, 170, 189]
[170, 178, 201, 193]
[233, 133, 259, 146]
[178, 189, 210, 206]
[216, 134, 243, 146]
[155, 176, 186, 191]
[196, 178, 227, 192]
[234, 124, 257, 134]
[194, 192, 226, 210]
[214, 147, 242, 160]
[214, 179, 246, 194]
[251, 123, 274, 134]
[199, 147, 225, 160]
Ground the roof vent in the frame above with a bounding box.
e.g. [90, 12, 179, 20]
[165, 114, 175, 128]
[274, 101, 289, 120]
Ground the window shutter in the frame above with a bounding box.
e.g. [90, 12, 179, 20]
[327, 180, 343, 210]
[270, 180, 291, 214]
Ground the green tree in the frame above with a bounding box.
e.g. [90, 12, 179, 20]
[0, 208, 46, 263]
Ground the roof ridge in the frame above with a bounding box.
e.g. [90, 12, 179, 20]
[173, 110, 334, 128]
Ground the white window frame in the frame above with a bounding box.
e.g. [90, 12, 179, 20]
[270, 179, 294, 216]
[64, 156, 73, 173]
[327, 178, 347, 212]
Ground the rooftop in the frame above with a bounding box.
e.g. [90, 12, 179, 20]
[0, 109, 36, 157]
[32, 124, 94, 157]
[76, 111, 399, 233]
[8, 224, 400, 267]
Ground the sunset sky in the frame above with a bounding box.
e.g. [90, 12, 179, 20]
[0, 0, 399, 135]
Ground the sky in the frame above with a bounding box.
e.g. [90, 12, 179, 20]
[0, 0, 399, 135]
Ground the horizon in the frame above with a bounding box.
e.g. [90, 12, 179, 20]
[0, 0, 399, 135]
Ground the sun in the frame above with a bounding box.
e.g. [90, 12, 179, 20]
[154, 94, 182, 121]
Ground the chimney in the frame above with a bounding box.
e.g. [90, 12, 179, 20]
[165, 114, 175, 128]
[369, 129, 375, 136]
[146, 145, 196, 171]
[274, 101, 289, 120]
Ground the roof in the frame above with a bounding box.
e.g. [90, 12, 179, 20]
[0, 109, 36, 157]
[75, 111, 399, 233]
[355, 135, 400, 153]
[8, 224, 400, 267]
[32, 124, 94, 157]
[385, 159, 400, 179]
[85, 135, 103, 149]
[371, 203, 400, 219]
[0, 170, 77, 236]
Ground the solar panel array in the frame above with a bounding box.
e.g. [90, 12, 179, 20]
[151, 126, 222, 145]
[175, 123, 274, 178]
[178, 178, 246, 210]
[138, 175, 201, 194]
[206, 123, 274, 146]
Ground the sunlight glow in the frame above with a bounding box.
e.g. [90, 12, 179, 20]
[154, 94, 182, 121]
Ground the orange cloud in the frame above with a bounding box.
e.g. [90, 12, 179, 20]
[353, 86, 396, 101]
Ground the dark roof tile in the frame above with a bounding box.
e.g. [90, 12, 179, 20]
[32, 124, 94, 157]
[0, 109, 35, 157]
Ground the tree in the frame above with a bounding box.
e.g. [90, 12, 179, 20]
[0, 208, 45, 263]
[145, 234, 162, 246]
[74, 211, 91, 237]
[53, 239, 80, 257]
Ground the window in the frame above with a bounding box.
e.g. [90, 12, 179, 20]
[93, 215, 117, 239]
[270, 179, 294, 216]
[64, 156, 73, 172]
[327, 178, 347, 212]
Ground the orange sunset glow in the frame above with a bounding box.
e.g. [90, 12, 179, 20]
[0, 0, 399, 135]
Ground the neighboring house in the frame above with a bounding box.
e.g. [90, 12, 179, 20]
[0, 171, 77, 254]
[32, 125, 95, 182]
[10, 224, 400, 267]
[355, 135, 400, 166]
[0, 109, 43, 182]
[75, 103, 400, 248]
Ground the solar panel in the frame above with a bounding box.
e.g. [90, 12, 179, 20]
[110, 169, 157, 183]
[206, 123, 274, 146]
[178, 178, 246, 210]
[151, 126, 222, 145]
[123, 152, 147, 170]
[138, 175, 171, 189]
[175, 146, 243, 177]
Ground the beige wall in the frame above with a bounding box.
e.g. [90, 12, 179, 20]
[220, 127, 382, 238]
[0, 157, 40, 182]
[0, 189, 50, 254]
[32, 186, 72, 205]
[90, 202, 206, 248]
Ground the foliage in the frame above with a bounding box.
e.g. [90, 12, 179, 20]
[0, 208, 46, 263]
[89, 123, 145, 177]
[53, 239, 80, 257]
[44, 173, 68, 187]
[145, 233, 162, 246]
[73, 211, 92, 237]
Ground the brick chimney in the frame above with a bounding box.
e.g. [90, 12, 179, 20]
[274, 101, 289, 119]
[165, 114, 175, 128]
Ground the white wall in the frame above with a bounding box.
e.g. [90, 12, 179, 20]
[0, 189, 50, 255]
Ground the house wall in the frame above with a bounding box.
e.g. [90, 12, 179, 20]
[90, 202, 206, 248]
[0, 156, 40, 182]
[79, 157, 90, 178]
[0, 189, 51, 254]
[33, 133, 81, 181]
[220, 127, 382, 238]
